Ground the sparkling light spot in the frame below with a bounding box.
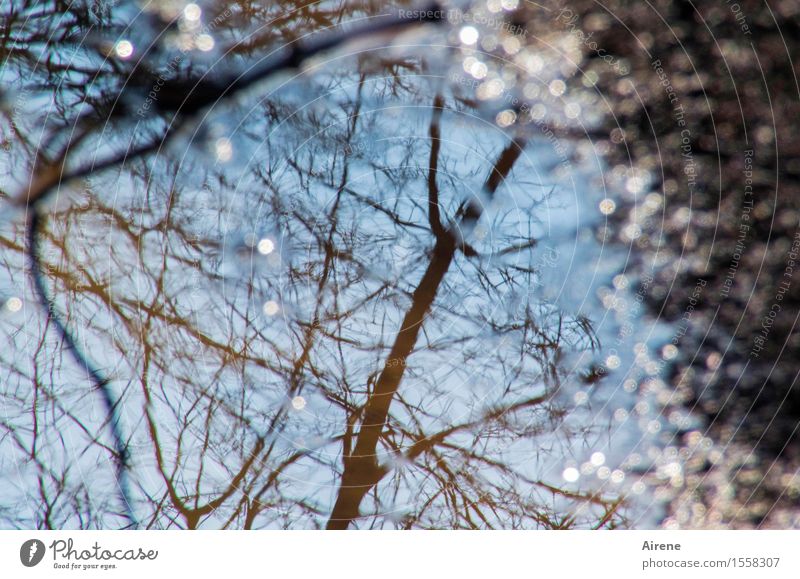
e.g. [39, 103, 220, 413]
[183, 3, 202, 21]
[257, 238, 275, 255]
[263, 300, 280, 316]
[522, 82, 540, 98]
[478, 79, 504, 99]
[196, 33, 215, 52]
[562, 467, 580, 482]
[502, 36, 521, 54]
[468, 60, 488, 79]
[706, 351, 722, 370]
[480, 35, 498, 51]
[525, 55, 544, 75]
[582, 70, 599, 87]
[548, 79, 566, 97]
[495, 109, 517, 128]
[611, 469, 625, 484]
[214, 137, 233, 162]
[625, 177, 641, 194]
[459, 26, 479, 45]
[597, 466, 611, 480]
[613, 274, 628, 289]
[623, 223, 642, 240]
[669, 411, 690, 428]
[564, 102, 581, 119]
[291, 395, 306, 410]
[473, 225, 488, 240]
[530, 103, 547, 121]
[114, 40, 134, 59]
[590, 452, 606, 467]
[599, 198, 616, 215]
[662, 344, 678, 360]
[5, 296, 22, 312]
[645, 192, 663, 208]
[605, 354, 621, 369]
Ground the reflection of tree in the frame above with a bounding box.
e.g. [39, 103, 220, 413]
[1, 1, 624, 529]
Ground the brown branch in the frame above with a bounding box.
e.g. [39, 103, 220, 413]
[326, 235, 457, 528]
[325, 122, 529, 528]
[427, 94, 447, 239]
